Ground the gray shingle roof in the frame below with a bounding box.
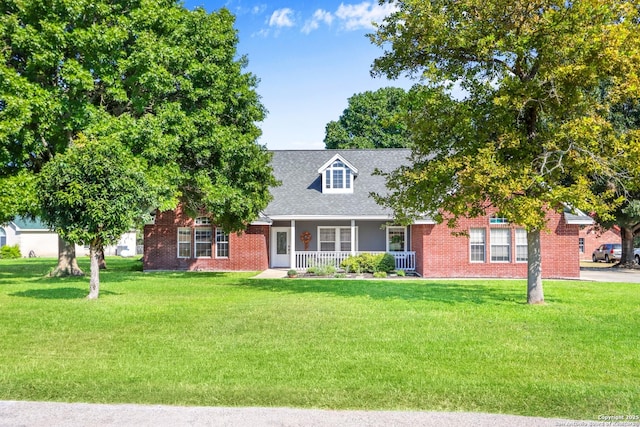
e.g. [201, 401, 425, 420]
[263, 149, 410, 218]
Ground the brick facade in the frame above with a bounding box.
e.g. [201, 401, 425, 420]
[145, 205, 583, 278]
[143, 206, 269, 271]
[411, 209, 581, 279]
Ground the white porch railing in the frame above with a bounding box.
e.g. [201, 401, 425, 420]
[295, 251, 416, 272]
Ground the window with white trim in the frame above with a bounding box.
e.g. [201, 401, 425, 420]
[215, 229, 229, 258]
[195, 227, 212, 257]
[0, 227, 6, 248]
[469, 228, 485, 262]
[322, 161, 353, 193]
[515, 229, 527, 262]
[177, 228, 191, 258]
[195, 217, 211, 225]
[490, 228, 511, 262]
[318, 226, 357, 252]
[489, 215, 509, 224]
[578, 237, 585, 254]
[387, 227, 407, 252]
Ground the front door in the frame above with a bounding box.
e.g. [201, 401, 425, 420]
[271, 227, 290, 268]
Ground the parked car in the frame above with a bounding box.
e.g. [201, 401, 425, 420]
[634, 248, 640, 265]
[592, 243, 622, 263]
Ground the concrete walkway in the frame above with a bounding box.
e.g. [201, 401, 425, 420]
[0, 401, 585, 427]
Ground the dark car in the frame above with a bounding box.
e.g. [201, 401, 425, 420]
[592, 243, 622, 263]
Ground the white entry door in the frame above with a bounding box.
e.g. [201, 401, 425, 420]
[271, 227, 290, 268]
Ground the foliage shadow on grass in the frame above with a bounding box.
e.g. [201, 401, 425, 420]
[9, 287, 120, 300]
[241, 279, 526, 305]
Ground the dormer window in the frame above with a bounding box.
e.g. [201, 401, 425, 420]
[325, 161, 352, 190]
[318, 154, 358, 194]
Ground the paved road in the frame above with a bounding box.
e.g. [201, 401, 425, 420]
[0, 401, 588, 427]
[580, 267, 640, 283]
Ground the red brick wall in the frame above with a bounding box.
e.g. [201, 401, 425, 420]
[143, 206, 269, 271]
[579, 226, 620, 260]
[411, 209, 581, 279]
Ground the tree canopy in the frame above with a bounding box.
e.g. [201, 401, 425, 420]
[39, 136, 153, 298]
[0, 0, 276, 235]
[370, 0, 640, 303]
[324, 87, 410, 149]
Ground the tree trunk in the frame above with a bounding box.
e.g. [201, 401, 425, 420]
[527, 229, 545, 304]
[87, 241, 101, 300]
[97, 244, 107, 270]
[50, 236, 84, 277]
[619, 226, 635, 267]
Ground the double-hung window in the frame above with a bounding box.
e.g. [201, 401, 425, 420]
[195, 227, 212, 258]
[318, 227, 356, 252]
[469, 228, 485, 262]
[215, 229, 229, 258]
[177, 228, 192, 258]
[490, 228, 511, 262]
[515, 229, 527, 262]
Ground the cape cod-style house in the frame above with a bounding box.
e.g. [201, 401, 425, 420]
[143, 149, 591, 278]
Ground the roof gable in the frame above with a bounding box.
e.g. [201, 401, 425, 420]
[316, 153, 359, 175]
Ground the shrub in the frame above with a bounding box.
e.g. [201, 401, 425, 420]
[396, 269, 406, 277]
[378, 253, 396, 273]
[341, 252, 397, 274]
[373, 271, 387, 278]
[0, 244, 21, 259]
[287, 269, 298, 278]
[317, 264, 336, 276]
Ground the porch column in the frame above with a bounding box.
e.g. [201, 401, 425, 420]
[351, 219, 356, 256]
[290, 219, 296, 269]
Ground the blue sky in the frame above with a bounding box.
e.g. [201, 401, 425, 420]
[182, 1, 414, 150]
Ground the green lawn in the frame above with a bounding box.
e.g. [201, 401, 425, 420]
[0, 257, 638, 420]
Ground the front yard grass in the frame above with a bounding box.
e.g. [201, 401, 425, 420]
[0, 257, 638, 420]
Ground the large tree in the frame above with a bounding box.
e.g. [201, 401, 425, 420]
[597, 97, 640, 265]
[324, 87, 410, 149]
[371, 0, 640, 303]
[1, 0, 276, 275]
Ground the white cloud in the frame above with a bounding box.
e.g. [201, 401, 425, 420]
[335, 1, 398, 31]
[302, 9, 334, 34]
[252, 4, 267, 15]
[269, 8, 295, 28]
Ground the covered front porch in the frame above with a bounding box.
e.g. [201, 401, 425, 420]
[269, 219, 416, 272]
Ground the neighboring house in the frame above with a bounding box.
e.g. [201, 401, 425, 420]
[0, 217, 137, 257]
[143, 149, 592, 278]
[578, 225, 621, 261]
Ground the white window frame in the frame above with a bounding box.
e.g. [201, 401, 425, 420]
[490, 228, 511, 263]
[489, 215, 509, 225]
[177, 227, 192, 258]
[317, 226, 358, 252]
[194, 227, 212, 258]
[469, 228, 486, 263]
[386, 226, 407, 252]
[215, 229, 229, 259]
[195, 217, 211, 225]
[578, 237, 585, 254]
[322, 161, 354, 194]
[515, 229, 527, 263]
